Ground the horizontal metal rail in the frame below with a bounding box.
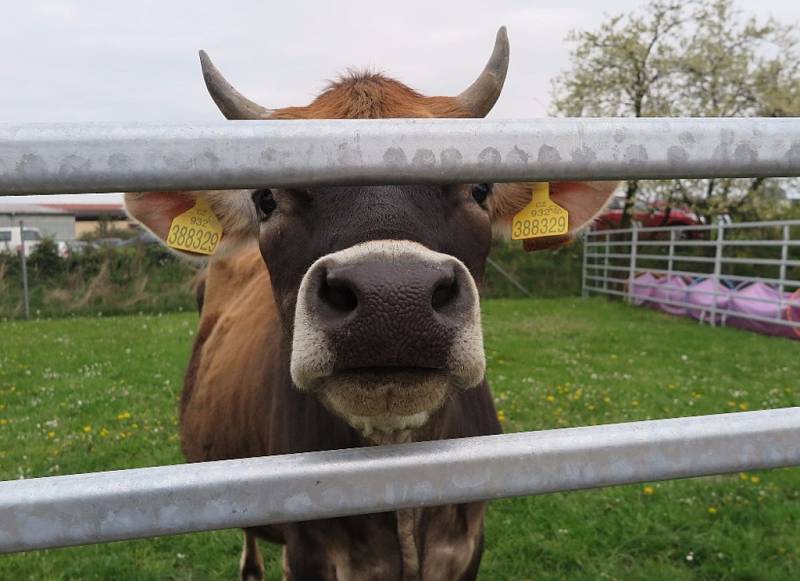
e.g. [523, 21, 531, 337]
[1, 118, 800, 194]
[1, 408, 798, 554]
[585, 284, 800, 328]
[586, 220, 800, 237]
[586, 274, 800, 313]
[587, 252, 800, 267]
[586, 240, 800, 248]
[584, 266, 800, 289]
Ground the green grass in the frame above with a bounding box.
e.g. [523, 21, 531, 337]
[0, 298, 798, 579]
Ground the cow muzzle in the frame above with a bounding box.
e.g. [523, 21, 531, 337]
[291, 240, 485, 435]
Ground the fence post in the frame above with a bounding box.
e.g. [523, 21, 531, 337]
[18, 219, 30, 320]
[581, 234, 589, 298]
[487, 257, 531, 298]
[710, 221, 725, 327]
[627, 224, 639, 302]
[667, 229, 676, 277]
[779, 224, 789, 315]
[603, 232, 610, 292]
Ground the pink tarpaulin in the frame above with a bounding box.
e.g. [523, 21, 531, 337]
[727, 282, 799, 340]
[631, 272, 659, 306]
[686, 277, 731, 323]
[625, 273, 799, 341]
[652, 275, 689, 315]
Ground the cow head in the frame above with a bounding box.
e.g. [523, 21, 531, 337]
[126, 28, 617, 437]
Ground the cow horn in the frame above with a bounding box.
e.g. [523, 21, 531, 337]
[198, 50, 274, 120]
[456, 27, 510, 117]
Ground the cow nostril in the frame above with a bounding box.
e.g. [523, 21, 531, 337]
[431, 276, 459, 311]
[319, 276, 358, 314]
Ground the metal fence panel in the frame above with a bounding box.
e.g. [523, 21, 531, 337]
[582, 219, 800, 333]
[1, 408, 799, 554]
[1, 117, 800, 194]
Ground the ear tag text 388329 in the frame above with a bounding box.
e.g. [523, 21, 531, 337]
[166, 199, 223, 255]
[511, 183, 569, 240]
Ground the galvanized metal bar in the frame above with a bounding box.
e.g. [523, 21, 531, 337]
[627, 224, 639, 302]
[486, 257, 531, 297]
[603, 233, 611, 292]
[1, 118, 800, 194]
[18, 220, 30, 320]
[1, 408, 798, 554]
[588, 265, 800, 289]
[585, 220, 800, 237]
[780, 224, 790, 301]
[585, 284, 800, 329]
[581, 235, 589, 298]
[611, 277, 797, 309]
[587, 240, 800, 248]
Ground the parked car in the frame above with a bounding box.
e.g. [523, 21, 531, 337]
[595, 198, 704, 239]
[93, 237, 126, 248]
[56, 240, 92, 258]
[0, 226, 43, 256]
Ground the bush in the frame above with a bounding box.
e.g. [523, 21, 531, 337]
[28, 237, 63, 279]
[483, 240, 583, 298]
[0, 238, 585, 318]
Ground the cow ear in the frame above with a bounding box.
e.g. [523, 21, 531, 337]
[489, 181, 620, 251]
[124, 190, 258, 261]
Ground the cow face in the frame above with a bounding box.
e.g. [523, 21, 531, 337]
[125, 28, 618, 437]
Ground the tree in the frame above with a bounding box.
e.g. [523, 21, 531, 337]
[551, 0, 800, 226]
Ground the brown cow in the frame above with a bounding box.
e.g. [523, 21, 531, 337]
[126, 27, 617, 580]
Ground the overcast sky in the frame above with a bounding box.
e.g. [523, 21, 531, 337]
[3, 0, 798, 204]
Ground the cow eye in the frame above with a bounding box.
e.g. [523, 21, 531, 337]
[471, 183, 492, 206]
[252, 189, 277, 219]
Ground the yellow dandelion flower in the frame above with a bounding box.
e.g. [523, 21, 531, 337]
[496, 410, 506, 422]
[708, 506, 718, 515]
[739, 403, 749, 411]
[117, 412, 131, 421]
[546, 395, 555, 403]
[47, 431, 55, 438]
[83, 425, 93, 433]
[100, 428, 110, 438]
[643, 485, 655, 495]
[750, 475, 760, 484]
[0, 419, 7, 426]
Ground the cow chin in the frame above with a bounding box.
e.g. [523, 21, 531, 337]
[317, 369, 453, 437]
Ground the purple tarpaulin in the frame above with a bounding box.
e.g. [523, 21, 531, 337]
[652, 275, 689, 315]
[631, 272, 659, 306]
[686, 277, 731, 323]
[626, 273, 799, 341]
[727, 282, 799, 340]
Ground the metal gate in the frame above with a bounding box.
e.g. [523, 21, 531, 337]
[1, 117, 799, 553]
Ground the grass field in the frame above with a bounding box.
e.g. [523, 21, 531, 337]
[0, 298, 798, 580]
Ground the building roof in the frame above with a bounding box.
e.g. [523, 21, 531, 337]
[0, 203, 66, 216]
[0, 202, 126, 220]
[39, 203, 126, 219]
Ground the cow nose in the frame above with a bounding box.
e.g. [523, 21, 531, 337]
[301, 245, 479, 371]
[318, 262, 460, 322]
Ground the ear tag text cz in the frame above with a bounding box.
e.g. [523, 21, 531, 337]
[166, 199, 223, 255]
[511, 183, 569, 240]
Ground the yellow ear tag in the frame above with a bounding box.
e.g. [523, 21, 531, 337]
[511, 182, 569, 240]
[166, 198, 223, 255]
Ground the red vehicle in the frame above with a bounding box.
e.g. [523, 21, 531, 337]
[595, 197, 704, 238]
